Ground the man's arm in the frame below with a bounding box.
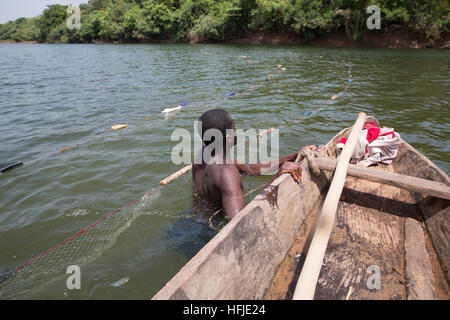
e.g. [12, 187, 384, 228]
[216, 166, 246, 220]
[234, 145, 317, 176]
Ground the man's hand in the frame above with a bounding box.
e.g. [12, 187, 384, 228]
[279, 161, 302, 183]
[299, 145, 317, 152]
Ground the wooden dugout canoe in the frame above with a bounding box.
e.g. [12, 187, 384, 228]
[153, 121, 449, 300]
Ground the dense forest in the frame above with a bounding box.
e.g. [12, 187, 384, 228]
[0, 0, 448, 44]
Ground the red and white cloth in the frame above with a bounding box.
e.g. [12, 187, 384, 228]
[336, 121, 401, 167]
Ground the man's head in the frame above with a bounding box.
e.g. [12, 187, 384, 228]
[198, 109, 235, 149]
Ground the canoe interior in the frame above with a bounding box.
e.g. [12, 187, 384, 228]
[153, 123, 449, 300]
[265, 127, 449, 300]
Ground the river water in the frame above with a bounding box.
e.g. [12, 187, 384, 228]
[0, 43, 448, 299]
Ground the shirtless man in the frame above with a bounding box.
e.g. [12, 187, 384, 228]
[193, 109, 316, 220]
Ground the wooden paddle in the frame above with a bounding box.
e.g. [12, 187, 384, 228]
[292, 112, 367, 300]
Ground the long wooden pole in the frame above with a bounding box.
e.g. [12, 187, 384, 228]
[293, 112, 367, 300]
[160, 164, 192, 186]
[315, 158, 450, 200]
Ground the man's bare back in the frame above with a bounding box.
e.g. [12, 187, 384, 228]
[193, 109, 315, 220]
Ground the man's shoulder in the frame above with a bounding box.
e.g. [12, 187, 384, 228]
[214, 164, 241, 188]
[217, 163, 239, 175]
[201, 162, 240, 184]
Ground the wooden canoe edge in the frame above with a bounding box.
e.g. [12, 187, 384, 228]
[394, 140, 450, 284]
[404, 218, 437, 299]
[152, 154, 329, 300]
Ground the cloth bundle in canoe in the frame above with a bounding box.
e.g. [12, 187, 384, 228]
[336, 119, 401, 167]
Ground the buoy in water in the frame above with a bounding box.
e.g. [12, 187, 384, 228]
[331, 95, 339, 100]
[162, 106, 182, 114]
[111, 124, 128, 130]
[58, 147, 72, 154]
[111, 277, 130, 287]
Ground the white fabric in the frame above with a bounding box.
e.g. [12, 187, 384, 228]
[336, 127, 401, 167]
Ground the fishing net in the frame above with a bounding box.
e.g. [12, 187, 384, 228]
[0, 187, 161, 299]
[0, 60, 354, 299]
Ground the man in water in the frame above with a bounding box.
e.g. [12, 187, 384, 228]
[193, 108, 316, 220]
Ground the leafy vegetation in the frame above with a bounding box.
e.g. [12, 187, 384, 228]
[0, 0, 448, 43]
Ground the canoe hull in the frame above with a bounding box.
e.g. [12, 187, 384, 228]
[153, 124, 449, 300]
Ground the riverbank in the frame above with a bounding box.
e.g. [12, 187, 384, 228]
[0, 40, 38, 44]
[226, 25, 450, 49]
[2, 26, 449, 49]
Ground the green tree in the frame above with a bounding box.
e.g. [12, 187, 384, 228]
[404, 0, 449, 40]
[0, 22, 17, 40]
[14, 17, 40, 41]
[37, 4, 68, 41]
[47, 24, 66, 43]
[88, 0, 111, 11]
[0, 0, 448, 43]
[122, 5, 145, 40]
[189, 13, 221, 41]
[98, 0, 134, 41]
[249, 0, 289, 33]
[138, 1, 173, 39]
[80, 10, 103, 42]
[171, 0, 196, 41]
[284, 0, 335, 37]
